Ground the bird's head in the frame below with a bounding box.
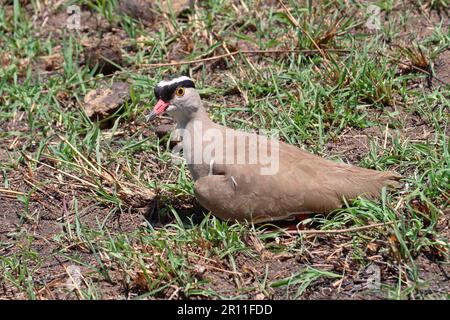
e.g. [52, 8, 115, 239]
[146, 76, 203, 122]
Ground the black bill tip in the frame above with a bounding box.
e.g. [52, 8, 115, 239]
[146, 111, 157, 122]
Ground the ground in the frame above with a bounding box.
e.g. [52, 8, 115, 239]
[0, 0, 449, 300]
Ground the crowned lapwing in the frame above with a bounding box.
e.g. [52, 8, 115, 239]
[147, 76, 401, 223]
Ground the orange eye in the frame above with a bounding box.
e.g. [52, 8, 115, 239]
[175, 87, 185, 97]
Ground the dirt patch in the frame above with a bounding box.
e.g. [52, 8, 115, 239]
[434, 49, 450, 86]
[0, 162, 150, 299]
[395, 8, 449, 42]
[0, 164, 147, 237]
[82, 34, 126, 75]
[32, 7, 112, 40]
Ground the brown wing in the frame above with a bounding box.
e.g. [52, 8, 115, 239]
[193, 127, 401, 222]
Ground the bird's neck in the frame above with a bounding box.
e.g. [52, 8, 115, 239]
[175, 107, 215, 180]
[175, 107, 213, 130]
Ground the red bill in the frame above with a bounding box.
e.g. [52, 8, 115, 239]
[146, 99, 170, 121]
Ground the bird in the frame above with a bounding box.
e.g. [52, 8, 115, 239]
[147, 76, 401, 223]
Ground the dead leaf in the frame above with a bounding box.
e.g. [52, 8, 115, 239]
[242, 263, 259, 276]
[0, 52, 11, 68]
[366, 241, 379, 254]
[131, 270, 150, 291]
[254, 293, 265, 300]
[388, 234, 402, 262]
[56, 90, 69, 101]
[249, 234, 265, 253]
[160, 0, 193, 16]
[40, 52, 63, 71]
[18, 58, 30, 75]
[332, 278, 343, 288]
[194, 264, 206, 275]
[83, 82, 130, 121]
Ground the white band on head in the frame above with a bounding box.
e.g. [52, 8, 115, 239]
[157, 76, 193, 88]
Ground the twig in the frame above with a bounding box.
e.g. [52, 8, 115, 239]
[187, 251, 242, 275]
[56, 135, 127, 190]
[40, 155, 99, 177]
[136, 49, 348, 68]
[168, 286, 181, 300]
[23, 176, 57, 200]
[379, 51, 449, 86]
[383, 123, 389, 150]
[0, 188, 26, 196]
[59, 46, 448, 90]
[57, 135, 103, 177]
[63, 48, 349, 89]
[23, 154, 98, 189]
[0, 244, 15, 254]
[286, 221, 397, 235]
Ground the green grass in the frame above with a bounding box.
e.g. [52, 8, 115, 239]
[0, 0, 449, 299]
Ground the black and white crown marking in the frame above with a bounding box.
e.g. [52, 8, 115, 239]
[154, 76, 195, 102]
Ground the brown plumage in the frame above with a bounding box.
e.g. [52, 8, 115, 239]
[147, 77, 402, 223]
[191, 124, 401, 222]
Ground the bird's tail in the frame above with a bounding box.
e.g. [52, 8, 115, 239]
[334, 167, 402, 201]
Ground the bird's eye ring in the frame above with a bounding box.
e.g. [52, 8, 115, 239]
[175, 87, 185, 97]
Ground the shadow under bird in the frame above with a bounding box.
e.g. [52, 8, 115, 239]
[147, 76, 401, 223]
